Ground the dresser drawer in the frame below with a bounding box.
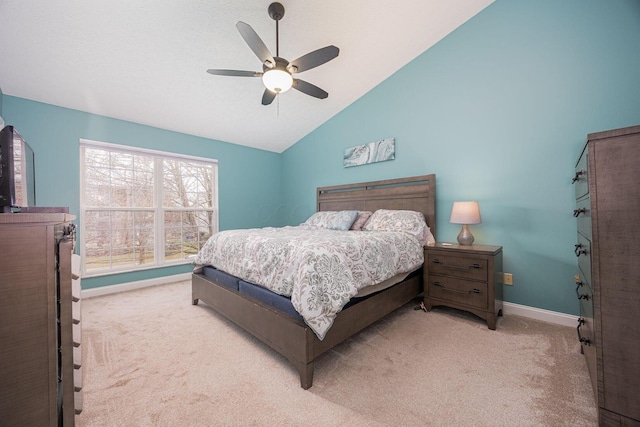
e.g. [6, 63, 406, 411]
[427, 253, 487, 281]
[574, 147, 589, 199]
[578, 287, 593, 322]
[73, 345, 82, 369]
[575, 233, 591, 285]
[575, 272, 592, 303]
[72, 298, 81, 324]
[74, 389, 83, 414]
[578, 309, 597, 396]
[426, 274, 488, 309]
[575, 196, 592, 239]
[73, 365, 83, 392]
[73, 322, 81, 347]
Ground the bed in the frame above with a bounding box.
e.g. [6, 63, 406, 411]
[192, 174, 436, 389]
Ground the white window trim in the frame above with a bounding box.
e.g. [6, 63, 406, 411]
[79, 139, 218, 277]
[80, 138, 218, 165]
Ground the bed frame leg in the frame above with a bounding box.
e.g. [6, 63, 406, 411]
[297, 361, 314, 390]
[192, 298, 199, 305]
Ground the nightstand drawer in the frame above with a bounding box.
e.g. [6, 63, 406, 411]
[427, 274, 488, 309]
[427, 254, 487, 281]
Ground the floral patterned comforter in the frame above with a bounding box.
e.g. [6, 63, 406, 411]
[193, 226, 424, 340]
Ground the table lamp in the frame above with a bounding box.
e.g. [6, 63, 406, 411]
[449, 201, 481, 245]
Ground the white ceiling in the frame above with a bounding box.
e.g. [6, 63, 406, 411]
[0, 0, 493, 153]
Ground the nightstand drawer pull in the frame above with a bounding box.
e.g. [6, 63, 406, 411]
[431, 259, 482, 271]
[432, 281, 482, 295]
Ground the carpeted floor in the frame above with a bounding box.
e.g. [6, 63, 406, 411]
[76, 281, 597, 426]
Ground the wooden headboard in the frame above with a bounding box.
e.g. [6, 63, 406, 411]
[316, 174, 436, 237]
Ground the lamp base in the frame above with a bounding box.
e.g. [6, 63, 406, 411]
[457, 224, 475, 246]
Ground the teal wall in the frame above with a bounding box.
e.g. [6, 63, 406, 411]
[281, 0, 640, 315]
[1, 96, 282, 289]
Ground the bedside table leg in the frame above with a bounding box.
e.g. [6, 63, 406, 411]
[487, 316, 497, 330]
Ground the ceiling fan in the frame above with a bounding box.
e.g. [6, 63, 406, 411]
[207, 2, 339, 106]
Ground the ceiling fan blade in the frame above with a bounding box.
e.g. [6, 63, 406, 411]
[207, 69, 263, 77]
[292, 79, 328, 99]
[236, 21, 275, 66]
[289, 46, 339, 73]
[262, 89, 277, 105]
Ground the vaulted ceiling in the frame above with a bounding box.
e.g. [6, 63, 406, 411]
[0, 1, 493, 152]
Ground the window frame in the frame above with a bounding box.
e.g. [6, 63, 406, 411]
[79, 139, 218, 277]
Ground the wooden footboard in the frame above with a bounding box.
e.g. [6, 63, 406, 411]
[192, 270, 422, 389]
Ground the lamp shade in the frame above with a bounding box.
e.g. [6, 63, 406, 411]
[449, 201, 482, 225]
[262, 69, 293, 93]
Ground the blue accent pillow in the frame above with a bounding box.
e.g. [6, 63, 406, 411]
[301, 210, 359, 231]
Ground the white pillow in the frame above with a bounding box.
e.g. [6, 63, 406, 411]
[363, 209, 435, 246]
[301, 210, 359, 231]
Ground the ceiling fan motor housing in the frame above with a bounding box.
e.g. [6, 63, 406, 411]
[263, 56, 289, 72]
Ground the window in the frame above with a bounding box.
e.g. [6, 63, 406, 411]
[80, 140, 217, 276]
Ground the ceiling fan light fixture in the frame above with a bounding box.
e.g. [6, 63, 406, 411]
[262, 68, 293, 93]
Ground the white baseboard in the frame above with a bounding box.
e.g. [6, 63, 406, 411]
[81, 275, 578, 328]
[503, 301, 578, 328]
[81, 272, 192, 299]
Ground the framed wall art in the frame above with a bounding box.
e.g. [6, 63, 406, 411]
[343, 137, 395, 168]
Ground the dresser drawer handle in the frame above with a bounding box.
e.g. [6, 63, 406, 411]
[576, 317, 591, 346]
[572, 169, 585, 184]
[431, 259, 482, 271]
[432, 281, 482, 295]
[574, 244, 587, 257]
[572, 208, 587, 217]
[574, 277, 585, 299]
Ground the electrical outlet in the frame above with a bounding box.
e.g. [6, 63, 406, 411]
[503, 273, 513, 285]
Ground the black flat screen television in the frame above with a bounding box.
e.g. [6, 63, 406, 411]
[0, 125, 36, 213]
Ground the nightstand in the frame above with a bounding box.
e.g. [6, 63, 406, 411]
[423, 243, 503, 329]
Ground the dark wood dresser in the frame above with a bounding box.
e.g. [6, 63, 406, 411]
[0, 213, 80, 426]
[573, 125, 640, 425]
[423, 243, 503, 329]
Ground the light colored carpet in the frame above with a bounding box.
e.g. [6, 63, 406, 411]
[77, 280, 597, 426]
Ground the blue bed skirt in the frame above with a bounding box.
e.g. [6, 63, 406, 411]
[201, 266, 419, 321]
